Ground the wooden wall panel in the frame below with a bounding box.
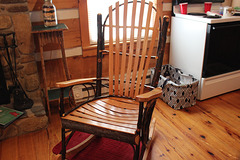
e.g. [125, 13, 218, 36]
[28, 0, 79, 11]
[39, 59, 67, 88]
[79, 0, 90, 48]
[60, 18, 81, 48]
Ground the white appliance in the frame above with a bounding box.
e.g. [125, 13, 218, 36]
[169, 13, 240, 100]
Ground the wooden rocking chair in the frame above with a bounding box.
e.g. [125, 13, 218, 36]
[55, 0, 169, 159]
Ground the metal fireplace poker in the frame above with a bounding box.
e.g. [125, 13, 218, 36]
[0, 32, 33, 111]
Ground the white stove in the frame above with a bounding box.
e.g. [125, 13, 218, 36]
[170, 5, 240, 100]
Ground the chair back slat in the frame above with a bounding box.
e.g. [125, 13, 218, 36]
[129, 0, 145, 98]
[114, 1, 120, 95]
[139, 9, 160, 95]
[108, 5, 114, 96]
[119, 0, 129, 96]
[124, 0, 138, 97]
[107, 0, 159, 98]
[133, 1, 154, 97]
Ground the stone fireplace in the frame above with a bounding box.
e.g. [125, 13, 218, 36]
[0, 0, 48, 140]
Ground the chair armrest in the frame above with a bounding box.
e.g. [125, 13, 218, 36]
[55, 77, 110, 88]
[55, 78, 97, 88]
[135, 87, 162, 102]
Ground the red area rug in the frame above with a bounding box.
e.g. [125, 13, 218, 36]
[52, 131, 134, 160]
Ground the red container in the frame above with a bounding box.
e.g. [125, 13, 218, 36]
[204, 2, 212, 13]
[179, 3, 188, 14]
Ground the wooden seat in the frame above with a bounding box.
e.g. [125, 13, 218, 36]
[62, 97, 139, 142]
[55, 0, 169, 159]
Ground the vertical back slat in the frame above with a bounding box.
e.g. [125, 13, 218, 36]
[129, 0, 145, 97]
[119, 0, 128, 96]
[109, 5, 114, 95]
[114, 2, 120, 95]
[140, 10, 160, 94]
[124, 0, 137, 97]
[134, 2, 153, 97]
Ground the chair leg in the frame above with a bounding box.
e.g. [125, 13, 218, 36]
[140, 144, 146, 160]
[133, 144, 140, 160]
[141, 118, 156, 160]
[61, 128, 66, 160]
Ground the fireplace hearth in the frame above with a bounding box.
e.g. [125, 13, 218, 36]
[0, 0, 48, 140]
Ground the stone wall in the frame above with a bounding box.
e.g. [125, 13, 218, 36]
[0, 0, 48, 140]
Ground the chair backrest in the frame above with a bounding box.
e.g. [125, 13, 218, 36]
[97, 0, 165, 99]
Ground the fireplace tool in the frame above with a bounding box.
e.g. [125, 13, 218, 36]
[0, 32, 33, 111]
[0, 56, 10, 105]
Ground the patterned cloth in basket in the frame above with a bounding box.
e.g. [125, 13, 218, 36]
[151, 64, 199, 110]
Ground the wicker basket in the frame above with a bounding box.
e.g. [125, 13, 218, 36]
[151, 64, 199, 110]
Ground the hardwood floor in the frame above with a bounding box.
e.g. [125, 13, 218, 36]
[0, 90, 239, 160]
[148, 90, 240, 160]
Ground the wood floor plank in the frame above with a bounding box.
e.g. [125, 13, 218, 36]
[196, 98, 240, 131]
[202, 96, 240, 113]
[218, 90, 240, 108]
[147, 91, 240, 160]
[156, 103, 239, 159]
[154, 103, 224, 160]
[18, 132, 37, 160]
[152, 116, 210, 160]
[176, 104, 239, 144]
[47, 113, 62, 160]
[0, 142, 2, 160]
[194, 104, 240, 141]
[0, 136, 18, 160]
[32, 129, 50, 160]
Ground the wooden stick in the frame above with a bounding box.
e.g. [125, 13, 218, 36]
[142, 118, 156, 160]
[124, 0, 138, 97]
[119, 0, 128, 96]
[130, 0, 145, 97]
[38, 33, 51, 117]
[104, 25, 155, 30]
[134, 2, 153, 97]
[108, 5, 114, 96]
[114, 1, 120, 96]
